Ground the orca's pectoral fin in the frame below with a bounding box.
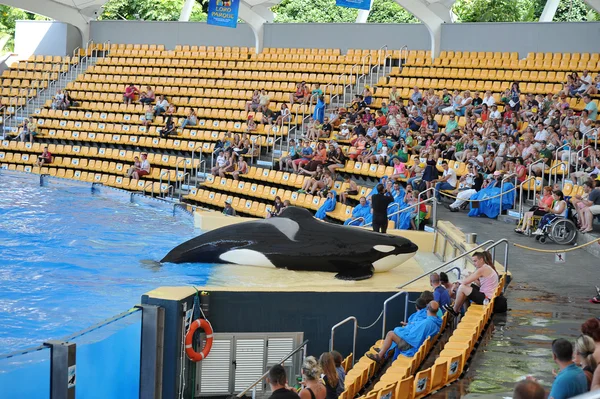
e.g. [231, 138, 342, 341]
[335, 265, 374, 281]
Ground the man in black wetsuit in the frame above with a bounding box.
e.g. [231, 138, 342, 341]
[371, 183, 393, 233]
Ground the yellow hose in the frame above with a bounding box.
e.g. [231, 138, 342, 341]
[512, 237, 600, 253]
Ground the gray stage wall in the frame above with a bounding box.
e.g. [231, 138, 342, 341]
[14, 21, 82, 58]
[89, 20, 600, 57]
[89, 20, 255, 48]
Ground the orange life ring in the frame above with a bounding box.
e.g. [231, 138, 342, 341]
[185, 318, 213, 362]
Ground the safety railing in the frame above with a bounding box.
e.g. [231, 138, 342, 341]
[517, 176, 536, 218]
[574, 145, 592, 175]
[237, 339, 309, 399]
[486, 238, 510, 276]
[330, 317, 357, 366]
[498, 173, 517, 215]
[364, 196, 437, 231]
[396, 239, 495, 289]
[381, 291, 409, 339]
[400, 45, 409, 64]
[159, 170, 171, 197]
[553, 143, 572, 184]
[527, 159, 547, 201]
[548, 161, 567, 186]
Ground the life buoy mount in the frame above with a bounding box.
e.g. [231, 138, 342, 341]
[185, 318, 213, 362]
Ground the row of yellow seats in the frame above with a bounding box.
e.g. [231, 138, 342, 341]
[35, 114, 288, 138]
[37, 106, 283, 133]
[202, 175, 328, 211]
[174, 45, 249, 53]
[339, 161, 402, 180]
[263, 47, 341, 56]
[9, 63, 68, 73]
[85, 66, 344, 85]
[1, 79, 48, 89]
[109, 43, 164, 51]
[0, 88, 35, 97]
[0, 141, 199, 170]
[407, 56, 600, 72]
[2, 70, 58, 80]
[33, 127, 220, 153]
[0, 97, 25, 106]
[185, 188, 274, 217]
[338, 353, 379, 399]
[438, 51, 518, 60]
[399, 67, 571, 84]
[384, 77, 562, 95]
[0, 152, 182, 182]
[249, 53, 380, 66]
[105, 51, 247, 61]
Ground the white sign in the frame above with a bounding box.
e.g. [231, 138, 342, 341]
[68, 365, 76, 389]
[555, 252, 566, 263]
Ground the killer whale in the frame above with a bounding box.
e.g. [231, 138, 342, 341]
[161, 207, 418, 280]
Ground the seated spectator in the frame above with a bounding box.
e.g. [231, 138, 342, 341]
[35, 147, 52, 166]
[363, 86, 373, 105]
[571, 181, 600, 233]
[267, 196, 285, 218]
[181, 108, 197, 129]
[259, 89, 270, 109]
[139, 86, 155, 104]
[432, 161, 457, 202]
[131, 153, 150, 180]
[513, 380, 545, 399]
[581, 318, 600, 364]
[159, 109, 176, 139]
[279, 139, 300, 171]
[222, 199, 236, 216]
[430, 272, 451, 311]
[515, 186, 554, 234]
[390, 157, 408, 180]
[299, 357, 326, 399]
[211, 151, 227, 175]
[246, 90, 261, 112]
[126, 156, 141, 177]
[448, 164, 483, 212]
[142, 105, 154, 126]
[439, 272, 455, 299]
[154, 95, 169, 116]
[330, 351, 346, 390]
[292, 141, 314, 172]
[339, 177, 358, 205]
[217, 152, 235, 178]
[246, 115, 257, 133]
[275, 103, 291, 127]
[319, 352, 342, 399]
[389, 86, 401, 104]
[574, 334, 597, 389]
[336, 123, 350, 141]
[406, 190, 427, 230]
[16, 118, 37, 143]
[232, 156, 248, 181]
[401, 297, 428, 326]
[123, 83, 139, 105]
[232, 138, 251, 159]
[51, 90, 65, 110]
[290, 82, 309, 105]
[367, 301, 441, 362]
[444, 251, 498, 317]
[299, 165, 324, 192]
[266, 364, 300, 399]
[532, 190, 566, 236]
[549, 338, 588, 399]
[325, 146, 346, 177]
[262, 106, 276, 125]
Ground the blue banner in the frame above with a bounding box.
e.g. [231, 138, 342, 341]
[336, 0, 371, 10]
[207, 0, 240, 28]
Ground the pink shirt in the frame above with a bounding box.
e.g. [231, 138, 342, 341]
[479, 266, 499, 299]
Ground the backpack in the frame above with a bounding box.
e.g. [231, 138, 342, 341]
[493, 293, 508, 313]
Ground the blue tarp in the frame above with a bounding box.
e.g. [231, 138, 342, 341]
[315, 190, 337, 220]
[468, 181, 515, 219]
[344, 201, 371, 226]
[312, 97, 325, 123]
[390, 315, 442, 358]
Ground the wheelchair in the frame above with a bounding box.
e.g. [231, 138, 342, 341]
[534, 203, 578, 245]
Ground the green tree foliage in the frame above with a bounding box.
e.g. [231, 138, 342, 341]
[272, 0, 417, 23]
[100, 0, 207, 21]
[453, 0, 533, 22]
[0, 5, 37, 53]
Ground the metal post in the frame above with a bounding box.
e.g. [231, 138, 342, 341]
[136, 304, 165, 399]
[382, 291, 408, 339]
[44, 340, 76, 399]
[329, 317, 357, 366]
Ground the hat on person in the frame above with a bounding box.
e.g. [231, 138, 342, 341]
[248, 115, 254, 119]
[341, 123, 347, 127]
[224, 199, 232, 205]
[365, 107, 371, 111]
[493, 171, 502, 177]
[419, 162, 426, 168]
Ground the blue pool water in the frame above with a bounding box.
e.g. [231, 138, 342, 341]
[0, 173, 208, 354]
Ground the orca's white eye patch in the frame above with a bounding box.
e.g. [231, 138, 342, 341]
[374, 245, 395, 253]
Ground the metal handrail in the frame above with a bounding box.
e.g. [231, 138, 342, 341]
[498, 173, 517, 216]
[527, 159, 546, 201]
[330, 317, 357, 366]
[364, 196, 435, 228]
[395, 240, 495, 289]
[548, 161, 567, 186]
[574, 145, 592, 174]
[382, 291, 408, 339]
[236, 339, 309, 398]
[517, 176, 536, 217]
[554, 142, 572, 183]
[400, 45, 409, 63]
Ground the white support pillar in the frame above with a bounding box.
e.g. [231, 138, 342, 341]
[238, 2, 272, 54]
[539, 0, 560, 22]
[394, 0, 450, 60]
[583, 0, 600, 13]
[179, 0, 196, 21]
[355, 0, 374, 23]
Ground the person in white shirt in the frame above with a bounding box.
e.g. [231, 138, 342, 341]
[489, 104, 502, 120]
[432, 161, 457, 202]
[533, 122, 549, 149]
[211, 150, 227, 175]
[154, 95, 169, 116]
[132, 153, 151, 180]
[483, 90, 496, 107]
[576, 70, 593, 94]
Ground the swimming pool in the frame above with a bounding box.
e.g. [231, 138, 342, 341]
[0, 172, 208, 354]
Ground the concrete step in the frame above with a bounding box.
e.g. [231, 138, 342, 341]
[498, 214, 520, 225]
